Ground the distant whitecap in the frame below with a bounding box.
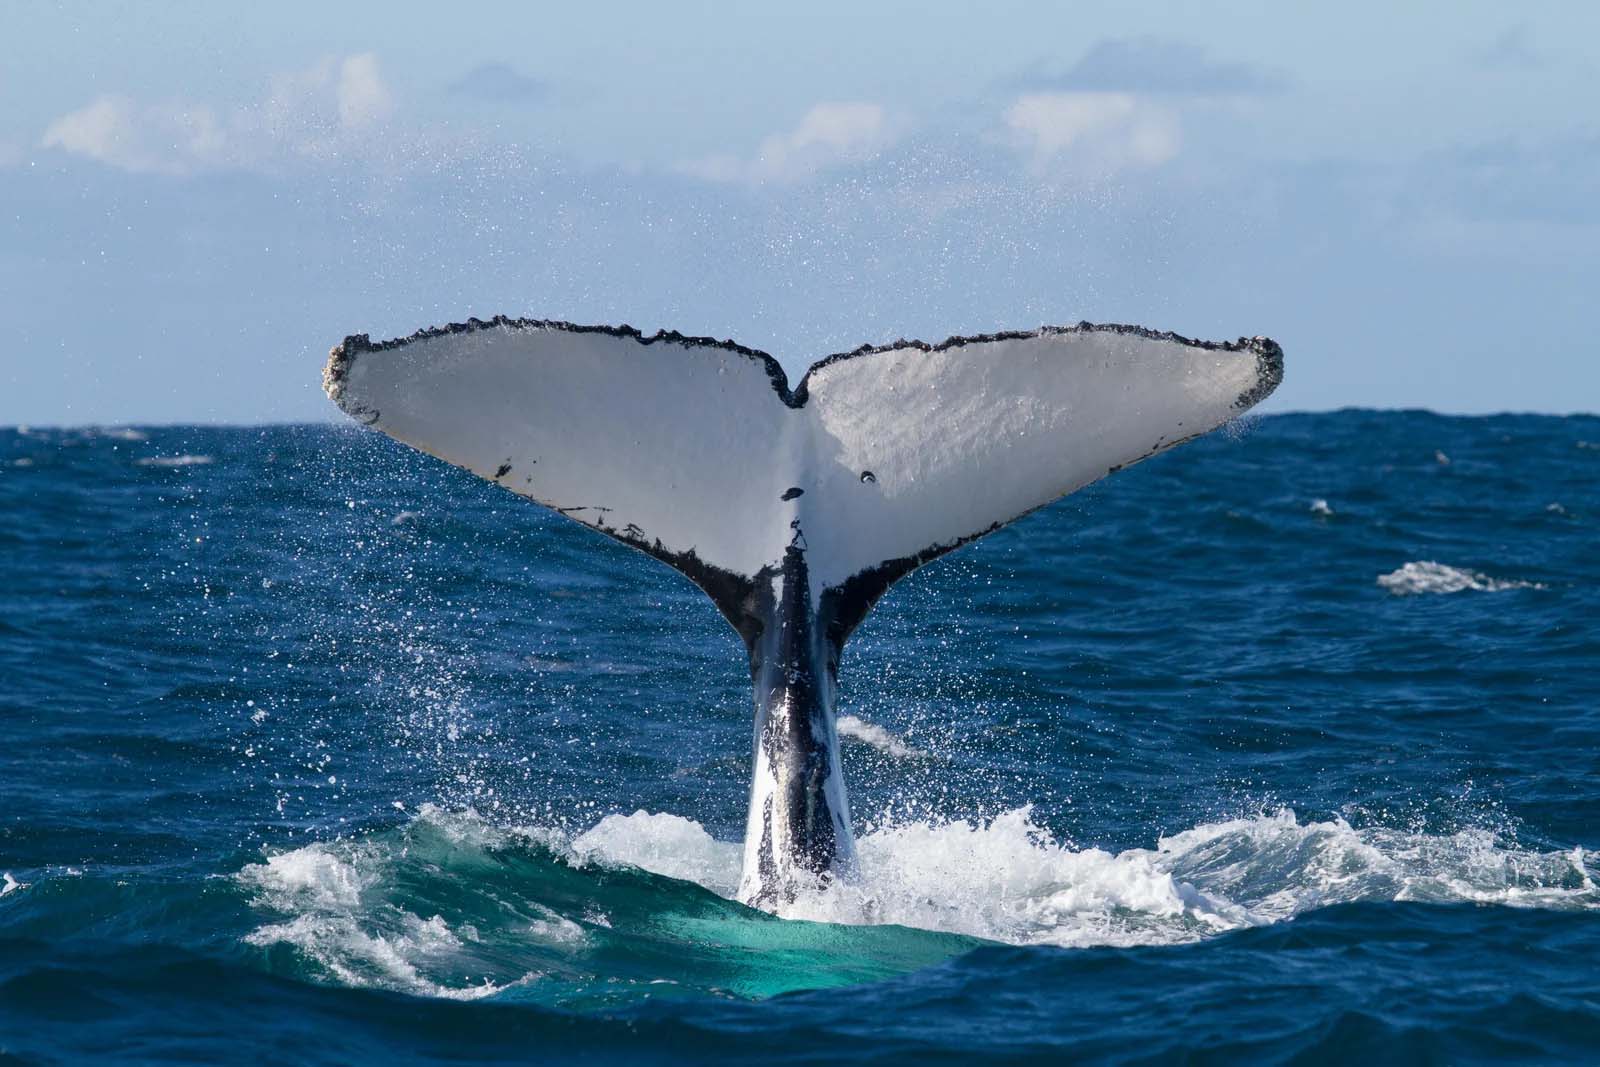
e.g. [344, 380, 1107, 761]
[1378, 560, 1544, 596]
[136, 454, 214, 467]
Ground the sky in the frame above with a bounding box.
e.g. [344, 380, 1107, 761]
[3, 1, 1597, 423]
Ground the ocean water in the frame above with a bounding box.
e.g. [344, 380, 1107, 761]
[2, 411, 1598, 1064]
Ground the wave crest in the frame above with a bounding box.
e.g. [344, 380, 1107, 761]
[1377, 560, 1544, 596]
[234, 805, 1598, 1001]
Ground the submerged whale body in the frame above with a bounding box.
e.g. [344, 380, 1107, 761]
[324, 318, 1283, 907]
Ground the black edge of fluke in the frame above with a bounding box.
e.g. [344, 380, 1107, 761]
[324, 315, 797, 405]
[1235, 336, 1285, 411]
[322, 316, 1284, 415]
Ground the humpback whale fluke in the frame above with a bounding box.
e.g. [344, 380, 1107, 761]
[324, 317, 1283, 907]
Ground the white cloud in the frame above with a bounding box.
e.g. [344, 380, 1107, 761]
[41, 53, 395, 175]
[681, 102, 889, 185]
[336, 53, 393, 128]
[1005, 91, 1179, 179]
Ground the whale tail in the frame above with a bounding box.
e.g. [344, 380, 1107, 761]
[325, 317, 1282, 905]
[325, 318, 1281, 647]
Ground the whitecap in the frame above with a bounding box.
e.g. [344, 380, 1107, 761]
[564, 804, 1597, 947]
[136, 454, 214, 467]
[776, 807, 1248, 945]
[1377, 560, 1544, 595]
[237, 818, 543, 1001]
[236, 803, 1599, 999]
[1309, 498, 1334, 517]
[572, 810, 741, 896]
[236, 842, 371, 910]
[243, 910, 520, 1001]
[777, 807, 1599, 946]
[0, 871, 26, 897]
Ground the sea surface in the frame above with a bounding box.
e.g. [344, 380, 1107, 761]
[2, 411, 1598, 1064]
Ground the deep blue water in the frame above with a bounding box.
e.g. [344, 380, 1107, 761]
[2, 412, 1598, 1064]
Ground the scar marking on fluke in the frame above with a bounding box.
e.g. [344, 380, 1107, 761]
[781, 487, 805, 501]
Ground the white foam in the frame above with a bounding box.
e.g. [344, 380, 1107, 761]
[237, 820, 540, 1000]
[836, 714, 926, 758]
[1377, 560, 1544, 596]
[1152, 812, 1596, 919]
[572, 810, 742, 897]
[136, 454, 214, 467]
[236, 842, 371, 910]
[0, 872, 25, 897]
[238, 805, 1598, 1000]
[243, 911, 515, 1001]
[781, 808, 1249, 946]
[524, 904, 588, 946]
[1309, 498, 1333, 516]
[567, 806, 1598, 947]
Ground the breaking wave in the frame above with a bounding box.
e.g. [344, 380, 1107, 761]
[233, 805, 1598, 1003]
[1378, 560, 1545, 596]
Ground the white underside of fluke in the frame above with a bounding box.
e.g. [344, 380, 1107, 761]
[324, 320, 1281, 597]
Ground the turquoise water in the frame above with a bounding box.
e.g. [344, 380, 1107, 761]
[3, 413, 1598, 1062]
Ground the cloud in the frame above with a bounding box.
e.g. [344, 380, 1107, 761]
[1002, 37, 1275, 180]
[680, 102, 889, 184]
[1005, 92, 1179, 178]
[335, 53, 393, 126]
[1021, 36, 1287, 96]
[42, 95, 200, 175]
[448, 63, 548, 102]
[41, 53, 395, 175]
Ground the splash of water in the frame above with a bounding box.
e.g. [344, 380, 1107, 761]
[235, 805, 1598, 1003]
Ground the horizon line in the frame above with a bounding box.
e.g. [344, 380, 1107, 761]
[5, 406, 1600, 433]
